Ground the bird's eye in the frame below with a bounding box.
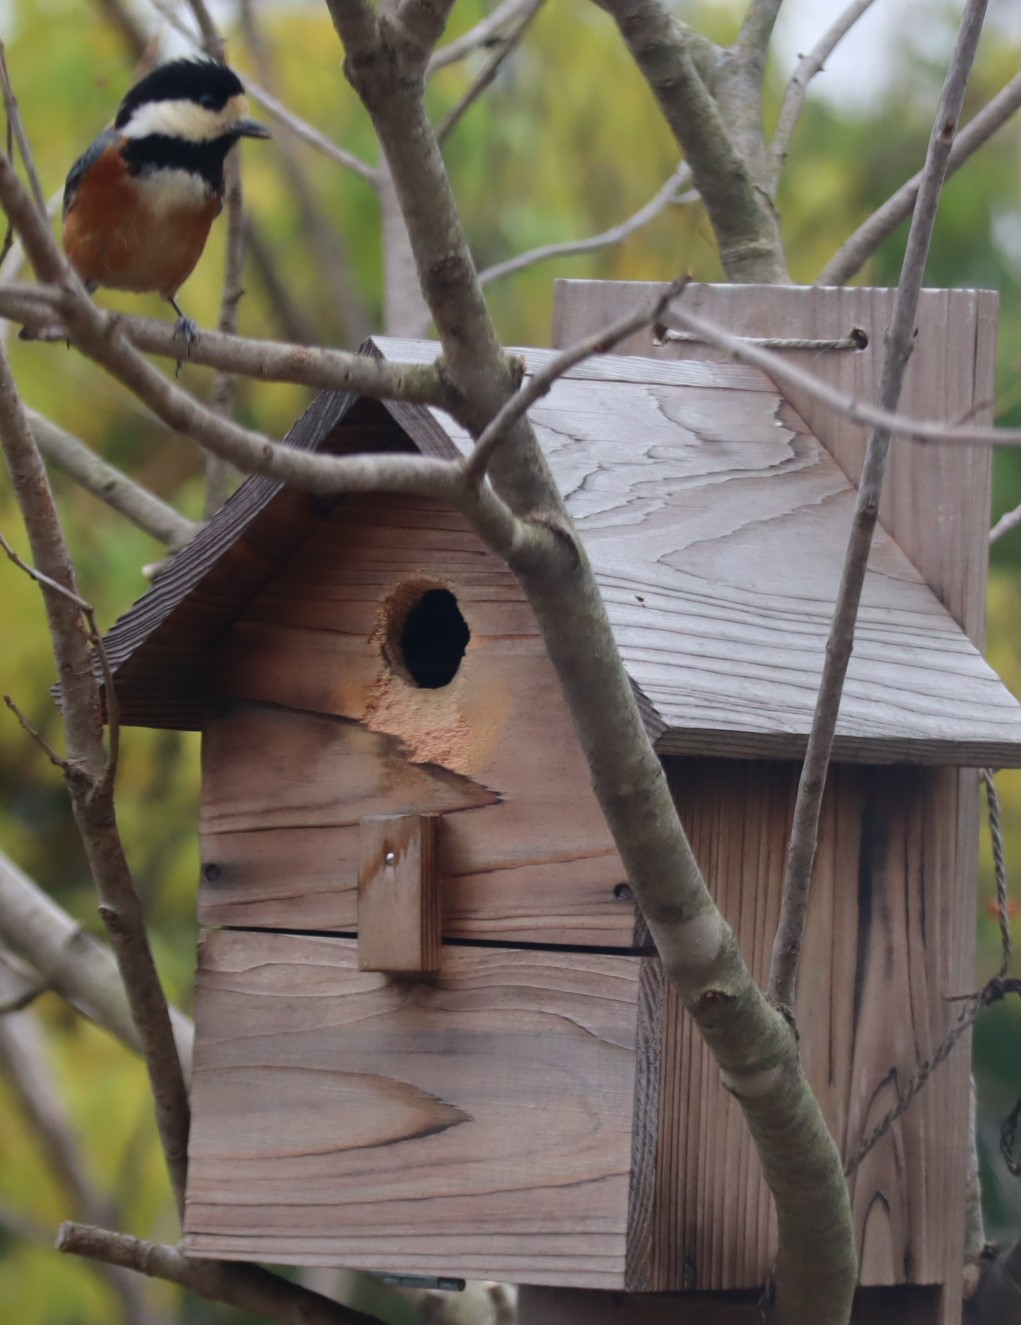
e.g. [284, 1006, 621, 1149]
[198, 93, 218, 110]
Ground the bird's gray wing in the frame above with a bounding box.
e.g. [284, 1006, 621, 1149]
[62, 130, 116, 219]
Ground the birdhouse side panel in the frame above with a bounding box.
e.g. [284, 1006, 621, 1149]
[643, 759, 973, 1297]
[197, 492, 634, 948]
[183, 929, 641, 1288]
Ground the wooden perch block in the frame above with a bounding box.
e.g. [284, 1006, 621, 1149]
[358, 814, 439, 974]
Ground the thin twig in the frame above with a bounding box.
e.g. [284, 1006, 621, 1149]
[206, 148, 246, 517]
[436, 0, 544, 143]
[57, 1222, 384, 1325]
[768, 0, 992, 1010]
[478, 162, 696, 286]
[772, 0, 879, 172]
[820, 66, 1021, 285]
[465, 275, 689, 484]
[245, 75, 378, 182]
[990, 500, 1021, 544]
[0, 529, 93, 608]
[0, 99, 13, 268]
[428, 0, 536, 71]
[0, 40, 46, 215]
[4, 694, 67, 768]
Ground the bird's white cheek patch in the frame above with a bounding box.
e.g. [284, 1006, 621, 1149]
[137, 167, 213, 212]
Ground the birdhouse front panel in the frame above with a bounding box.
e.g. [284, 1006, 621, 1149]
[197, 491, 636, 947]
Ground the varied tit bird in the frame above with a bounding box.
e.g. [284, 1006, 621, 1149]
[61, 58, 270, 339]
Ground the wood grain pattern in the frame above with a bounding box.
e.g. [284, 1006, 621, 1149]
[550, 281, 994, 643]
[358, 815, 439, 974]
[183, 930, 639, 1288]
[634, 759, 971, 1301]
[199, 494, 633, 946]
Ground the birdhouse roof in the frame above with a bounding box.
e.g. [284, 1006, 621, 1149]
[100, 336, 1021, 766]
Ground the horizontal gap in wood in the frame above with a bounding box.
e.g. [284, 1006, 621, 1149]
[216, 925, 653, 958]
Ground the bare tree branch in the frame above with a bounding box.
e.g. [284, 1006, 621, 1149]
[57, 1222, 384, 1325]
[0, 847, 194, 1071]
[2, 283, 452, 408]
[386, 0, 460, 76]
[478, 162, 696, 286]
[768, 0, 992, 1010]
[820, 67, 1021, 285]
[27, 410, 198, 550]
[736, 0, 783, 84]
[0, 337, 191, 1217]
[772, 0, 879, 172]
[596, 0, 787, 281]
[428, 0, 537, 71]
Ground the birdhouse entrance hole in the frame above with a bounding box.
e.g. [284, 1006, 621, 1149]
[390, 586, 469, 688]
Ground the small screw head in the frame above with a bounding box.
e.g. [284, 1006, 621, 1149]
[385, 851, 396, 866]
[203, 864, 221, 883]
[613, 883, 633, 901]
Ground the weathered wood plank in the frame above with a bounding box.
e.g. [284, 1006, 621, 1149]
[358, 814, 439, 974]
[200, 494, 633, 946]
[643, 759, 971, 1297]
[183, 930, 640, 1288]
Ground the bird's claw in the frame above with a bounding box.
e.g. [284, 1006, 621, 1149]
[172, 315, 197, 377]
[173, 314, 198, 346]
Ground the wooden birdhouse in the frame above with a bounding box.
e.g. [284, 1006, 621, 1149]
[102, 284, 1021, 1325]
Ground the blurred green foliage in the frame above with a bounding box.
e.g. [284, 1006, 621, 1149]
[2, 0, 1021, 1318]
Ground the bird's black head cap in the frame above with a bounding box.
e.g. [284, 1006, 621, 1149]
[114, 59, 245, 129]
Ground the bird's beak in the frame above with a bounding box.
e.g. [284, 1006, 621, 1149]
[235, 119, 271, 139]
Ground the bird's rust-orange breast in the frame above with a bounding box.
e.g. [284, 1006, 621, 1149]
[63, 143, 221, 297]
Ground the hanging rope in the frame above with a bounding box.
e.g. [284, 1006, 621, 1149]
[652, 324, 869, 353]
